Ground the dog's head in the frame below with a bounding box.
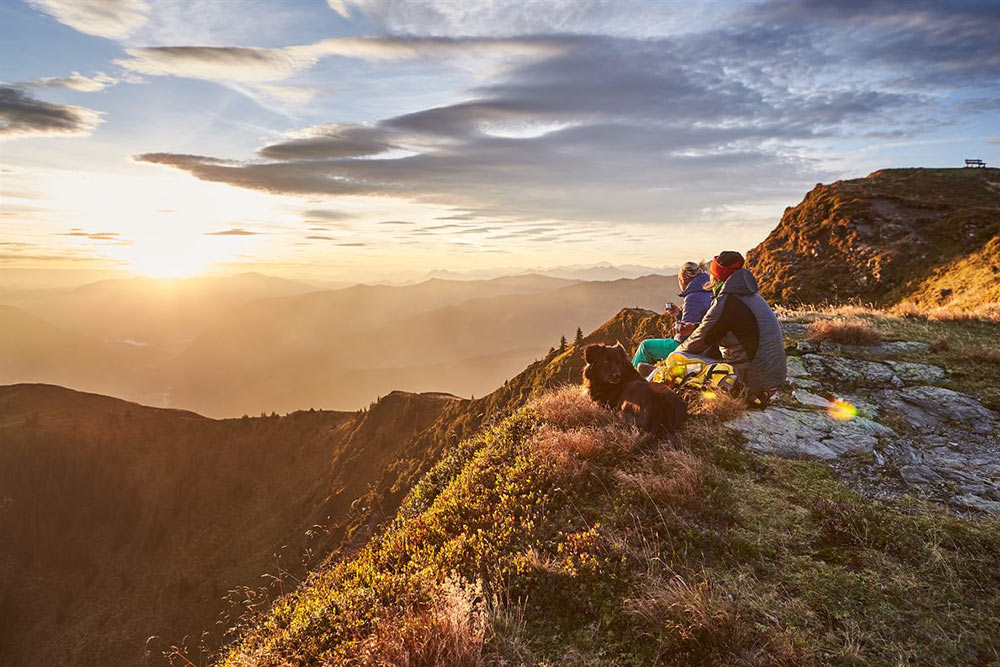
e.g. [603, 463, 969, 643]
[583, 342, 631, 385]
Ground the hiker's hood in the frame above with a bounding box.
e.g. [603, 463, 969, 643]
[679, 272, 710, 296]
[718, 268, 759, 296]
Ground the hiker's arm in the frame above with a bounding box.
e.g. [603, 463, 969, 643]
[679, 295, 728, 355]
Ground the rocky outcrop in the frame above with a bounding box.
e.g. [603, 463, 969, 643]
[725, 329, 1000, 515]
[746, 168, 1000, 309]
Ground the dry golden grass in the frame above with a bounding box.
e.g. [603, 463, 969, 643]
[807, 318, 883, 345]
[970, 346, 1000, 364]
[624, 573, 750, 659]
[614, 448, 707, 508]
[690, 390, 746, 422]
[529, 423, 636, 479]
[890, 302, 924, 319]
[893, 302, 1000, 323]
[359, 579, 488, 667]
[529, 384, 614, 430]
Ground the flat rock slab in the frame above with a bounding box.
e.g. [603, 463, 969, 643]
[877, 386, 998, 435]
[802, 354, 902, 388]
[884, 360, 947, 384]
[727, 406, 895, 461]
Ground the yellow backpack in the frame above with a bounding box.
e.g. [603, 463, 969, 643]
[650, 351, 740, 393]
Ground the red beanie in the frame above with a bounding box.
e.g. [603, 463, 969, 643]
[709, 251, 745, 283]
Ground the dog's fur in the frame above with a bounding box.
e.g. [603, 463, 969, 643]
[583, 342, 687, 438]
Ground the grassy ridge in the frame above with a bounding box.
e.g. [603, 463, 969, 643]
[219, 382, 1000, 665]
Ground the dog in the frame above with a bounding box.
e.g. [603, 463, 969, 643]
[583, 342, 687, 439]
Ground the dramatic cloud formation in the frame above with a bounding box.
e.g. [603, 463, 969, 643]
[28, 0, 149, 39]
[133, 0, 1000, 228]
[0, 86, 102, 139]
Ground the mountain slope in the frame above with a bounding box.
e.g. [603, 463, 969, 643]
[0, 306, 669, 667]
[215, 313, 1000, 665]
[0, 384, 468, 667]
[747, 168, 1000, 311]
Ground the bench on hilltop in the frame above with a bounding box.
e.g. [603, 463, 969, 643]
[964, 159, 986, 168]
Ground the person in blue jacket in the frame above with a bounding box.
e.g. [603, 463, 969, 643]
[632, 262, 713, 376]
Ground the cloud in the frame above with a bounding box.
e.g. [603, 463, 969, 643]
[302, 209, 353, 220]
[116, 46, 309, 82]
[17, 71, 118, 92]
[259, 124, 394, 159]
[376, 220, 413, 225]
[134, 4, 1000, 226]
[114, 36, 565, 86]
[28, 0, 149, 39]
[204, 228, 259, 236]
[0, 86, 102, 139]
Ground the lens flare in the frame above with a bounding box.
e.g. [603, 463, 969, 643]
[827, 399, 858, 421]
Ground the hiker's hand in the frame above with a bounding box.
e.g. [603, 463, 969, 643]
[665, 303, 680, 316]
[678, 322, 697, 337]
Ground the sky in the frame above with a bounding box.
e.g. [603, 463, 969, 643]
[2, 0, 999, 285]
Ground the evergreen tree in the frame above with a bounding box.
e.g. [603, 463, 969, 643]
[575, 326, 584, 345]
[559, 335, 567, 352]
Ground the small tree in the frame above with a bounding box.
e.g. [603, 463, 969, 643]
[559, 335, 567, 352]
[575, 327, 584, 345]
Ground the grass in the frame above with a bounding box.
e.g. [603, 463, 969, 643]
[782, 304, 1000, 410]
[806, 319, 883, 345]
[216, 375, 1000, 666]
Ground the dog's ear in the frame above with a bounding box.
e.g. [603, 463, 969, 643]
[614, 341, 629, 364]
[583, 344, 601, 363]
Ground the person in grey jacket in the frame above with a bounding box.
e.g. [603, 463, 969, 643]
[676, 251, 786, 401]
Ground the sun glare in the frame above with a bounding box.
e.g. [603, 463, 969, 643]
[121, 235, 219, 278]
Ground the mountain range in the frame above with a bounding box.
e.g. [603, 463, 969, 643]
[1, 168, 997, 666]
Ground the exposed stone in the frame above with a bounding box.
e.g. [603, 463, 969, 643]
[792, 388, 831, 409]
[780, 322, 809, 337]
[786, 356, 810, 379]
[884, 360, 947, 384]
[818, 340, 932, 357]
[876, 386, 998, 435]
[951, 494, 1000, 514]
[899, 465, 945, 488]
[727, 406, 895, 460]
[802, 354, 902, 388]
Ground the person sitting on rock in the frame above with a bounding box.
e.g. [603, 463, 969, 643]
[675, 251, 787, 404]
[632, 261, 714, 377]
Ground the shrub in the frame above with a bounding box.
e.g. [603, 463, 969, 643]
[806, 318, 883, 345]
[529, 385, 613, 430]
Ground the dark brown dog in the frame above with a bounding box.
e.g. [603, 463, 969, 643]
[583, 343, 686, 438]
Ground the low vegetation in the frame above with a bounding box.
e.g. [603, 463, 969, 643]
[218, 379, 1000, 665]
[806, 318, 883, 345]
